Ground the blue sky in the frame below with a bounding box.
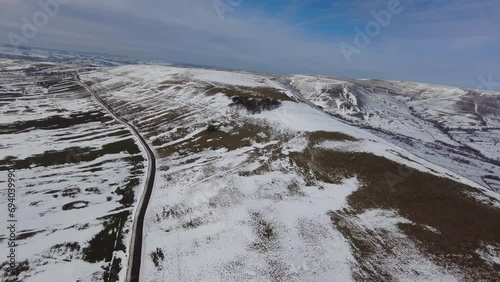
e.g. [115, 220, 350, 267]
[0, 0, 499, 88]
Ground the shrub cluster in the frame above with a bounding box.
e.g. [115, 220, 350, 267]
[206, 124, 219, 133]
[230, 96, 281, 114]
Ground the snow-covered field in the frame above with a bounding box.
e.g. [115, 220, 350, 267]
[0, 59, 147, 281]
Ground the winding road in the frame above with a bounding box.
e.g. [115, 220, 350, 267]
[76, 75, 155, 282]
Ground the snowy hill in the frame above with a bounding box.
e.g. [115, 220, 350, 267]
[290, 75, 500, 193]
[0, 53, 499, 281]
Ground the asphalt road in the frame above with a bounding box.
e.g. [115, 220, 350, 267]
[76, 75, 156, 282]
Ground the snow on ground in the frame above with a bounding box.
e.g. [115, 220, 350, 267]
[1, 51, 498, 281]
[347, 209, 458, 282]
[0, 59, 147, 282]
[82, 64, 500, 281]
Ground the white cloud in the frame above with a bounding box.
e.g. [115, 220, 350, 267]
[0, 0, 498, 88]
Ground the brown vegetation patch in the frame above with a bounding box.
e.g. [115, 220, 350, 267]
[157, 121, 273, 158]
[150, 127, 190, 147]
[308, 130, 358, 145]
[0, 110, 112, 134]
[0, 138, 141, 171]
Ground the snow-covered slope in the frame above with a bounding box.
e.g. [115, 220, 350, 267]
[291, 75, 500, 193]
[82, 65, 499, 281]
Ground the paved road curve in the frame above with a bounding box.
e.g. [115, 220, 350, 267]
[76, 75, 156, 282]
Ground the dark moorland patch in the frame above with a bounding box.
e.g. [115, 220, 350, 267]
[205, 85, 295, 102]
[308, 130, 359, 145]
[0, 110, 112, 134]
[151, 125, 189, 147]
[229, 96, 282, 114]
[158, 121, 274, 158]
[115, 178, 139, 207]
[62, 187, 81, 198]
[82, 211, 129, 280]
[103, 257, 122, 282]
[83, 211, 128, 262]
[0, 138, 141, 171]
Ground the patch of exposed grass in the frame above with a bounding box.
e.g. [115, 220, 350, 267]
[62, 187, 81, 198]
[0, 138, 141, 171]
[85, 187, 101, 194]
[308, 130, 358, 145]
[16, 229, 44, 241]
[158, 121, 273, 158]
[182, 218, 202, 229]
[46, 242, 82, 261]
[328, 210, 394, 281]
[237, 134, 293, 177]
[103, 257, 122, 282]
[154, 205, 192, 223]
[51, 242, 81, 252]
[115, 178, 139, 207]
[62, 201, 89, 211]
[102, 138, 141, 155]
[82, 211, 129, 263]
[56, 129, 129, 142]
[139, 110, 184, 133]
[151, 248, 165, 270]
[157, 79, 188, 90]
[250, 212, 277, 253]
[151, 127, 189, 147]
